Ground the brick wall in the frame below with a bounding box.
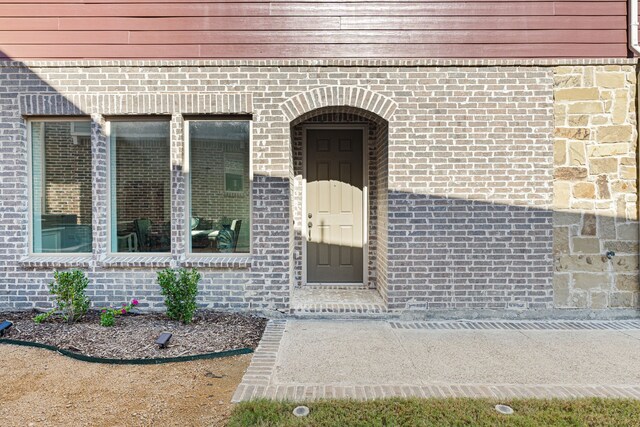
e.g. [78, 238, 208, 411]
[376, 122, 390, 305]
[553, 65, 639, 309]
[0, 59, 636, 316]
[383, 68, 556, 312]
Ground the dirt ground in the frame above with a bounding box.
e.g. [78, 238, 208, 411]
[0, 344, 250, 426]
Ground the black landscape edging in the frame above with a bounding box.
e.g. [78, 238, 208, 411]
[0, 338, 252, 365]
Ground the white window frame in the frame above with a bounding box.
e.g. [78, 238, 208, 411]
[183, 117, 253, 257]
[27, 117, 93, 256]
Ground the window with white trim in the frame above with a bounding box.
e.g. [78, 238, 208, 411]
[109, 120, 171, 253]
[186, 120, 250, 254]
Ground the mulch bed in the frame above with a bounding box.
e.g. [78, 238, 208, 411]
[0, 310, 267, 359]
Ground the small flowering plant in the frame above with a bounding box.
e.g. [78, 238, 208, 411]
[100, 299, 139, 327]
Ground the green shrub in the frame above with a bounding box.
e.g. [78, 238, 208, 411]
[34, 270, 91, 324]
[100, 299, 139, 327]
[100, 310, 116, 327]
[157, 268, 200, 324]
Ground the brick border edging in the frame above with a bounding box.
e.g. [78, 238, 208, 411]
[237, 383, 640, 401]
[232, 319, 287, 402]
[390, 320, 640, 331]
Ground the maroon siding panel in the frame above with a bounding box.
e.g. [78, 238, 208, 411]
[0, 1, 631, 59]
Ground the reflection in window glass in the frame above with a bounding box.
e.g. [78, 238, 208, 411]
[189, 121, 250, 253]
[31, 121, 93, 253]
[110, 121, 171, 253]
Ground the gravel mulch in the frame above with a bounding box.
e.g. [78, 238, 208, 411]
[0, 310, 267, 360]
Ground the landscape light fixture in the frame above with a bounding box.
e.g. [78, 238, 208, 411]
[293, 406, 310, 417]
[155, 332, 172, 348]
[0, 320, 13, 337]
[495, 404, 514, 415]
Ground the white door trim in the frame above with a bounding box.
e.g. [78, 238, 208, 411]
[301, 124, 369, 286]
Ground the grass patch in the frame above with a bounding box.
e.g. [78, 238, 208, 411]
[229, 397, 640, 426]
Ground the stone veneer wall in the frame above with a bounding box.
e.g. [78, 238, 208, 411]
[0, 58, 636, 316]
[553, 65, 639, 309]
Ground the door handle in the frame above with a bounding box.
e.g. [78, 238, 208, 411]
[307, 221, 312, 241]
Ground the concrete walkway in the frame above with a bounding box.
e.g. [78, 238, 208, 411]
[232, 319, 640, 402]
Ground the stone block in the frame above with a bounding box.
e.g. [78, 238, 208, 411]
[553, 181, 571, 209]
[616, 223, 639, 240]
[554, 140, 566, 165]
[555, 88, 600, 101]
[573, 272, 607, 290]
[612, 255, 639, 273]
[567, 102, 603, 114]
[597, 215, 617, 239]
[595, 72, 626, 89]
[554, 74, 581, 88]
[569, 291, 587, 308]
[611, 180, 636, 194]
[590, 158, 618, 175]
[572, 200, 595, 210]
[553, 211, 580, 226]
[568, 141, 586, 165]
[609, 292, 634, 307]
[552, 274, 571, 306]
[591, 115, 609, 125]
[553, 227, 570, 254]
[596, 125, 633, 143]
[555, 254, 608, 273]
[568, 115, 589, 127]
[627, 202, 638, 222]
[604, 240, 639, 254]
[617, 197, 628, 219]
[555, 127, 590, 140]
[595, 175, 611, 199]
[573, 182, 595, 199]
[587, 143, 629, 157]
[589, 291, 608, 309]
[615, 274, 639, 292]
[554, 66, 575, 75]
[554, 167, 588, 180]
[620, 166, 636, 180]
[581, 213, 597, 236]
[572, 237, 600, 254]
[612, 93, 628, 124]
[620, 156, 636, 166]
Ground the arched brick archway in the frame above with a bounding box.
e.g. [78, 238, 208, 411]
[281, 86, 397, 125]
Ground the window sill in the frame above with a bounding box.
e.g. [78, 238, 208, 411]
[99, 255, 173, 268]
[19, 255, 93, 269]
[180, 255, 252, 269]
